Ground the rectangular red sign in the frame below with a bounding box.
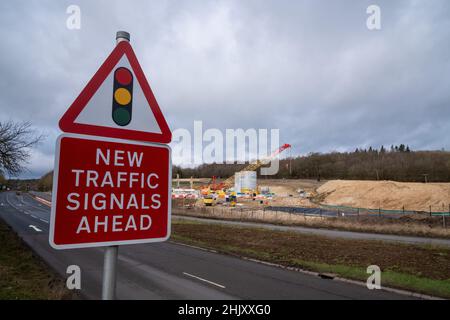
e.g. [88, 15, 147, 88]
[50, 133, 171, 249]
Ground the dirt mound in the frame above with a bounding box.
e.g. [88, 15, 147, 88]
[261, 179, 324, 195]
[317, 180, 450, 212]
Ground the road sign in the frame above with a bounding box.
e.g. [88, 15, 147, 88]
[52, 32, 172, 299]
[59, 40, 171, 144]
[49, 133, 171, 249]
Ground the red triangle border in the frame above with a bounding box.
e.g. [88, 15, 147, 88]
[59, 41, 172, 144]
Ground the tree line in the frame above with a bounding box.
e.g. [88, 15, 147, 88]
[173, 145, 450, 182]
[32, 144, 450, 192]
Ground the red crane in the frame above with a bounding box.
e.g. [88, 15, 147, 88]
[210, 143, 292, 191]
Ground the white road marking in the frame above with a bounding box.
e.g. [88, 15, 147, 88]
[6, 194, 23, 212]
[172, 241, 218, 253]
[29, 225, 42, 232]
[182, 272, 226, 289]
[4, 193, 50, 228]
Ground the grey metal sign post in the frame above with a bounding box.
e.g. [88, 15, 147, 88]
[100, 30, 131, 301]
[102, 245, 119, 299]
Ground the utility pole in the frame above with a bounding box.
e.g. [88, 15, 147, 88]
[289, 147, 292, 176]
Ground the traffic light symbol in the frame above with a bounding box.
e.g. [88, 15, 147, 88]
[112, 67, 133, 126]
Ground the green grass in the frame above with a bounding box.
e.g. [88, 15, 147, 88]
[291, 259, 450, 298]
[0, 219, 73, 299]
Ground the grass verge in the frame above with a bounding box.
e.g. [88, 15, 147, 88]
[172, 218, 450, 299]
[0, 219, 74, 299]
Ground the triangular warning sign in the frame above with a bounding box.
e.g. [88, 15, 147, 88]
[59, 41, 171, 143]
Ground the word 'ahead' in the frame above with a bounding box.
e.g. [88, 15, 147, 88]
[50, 134, 171, 249]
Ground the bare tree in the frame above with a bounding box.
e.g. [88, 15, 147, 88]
[0, 121, 43, 176]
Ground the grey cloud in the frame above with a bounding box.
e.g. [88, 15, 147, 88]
[0, 0, 449, 178]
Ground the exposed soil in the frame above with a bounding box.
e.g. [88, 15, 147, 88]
[317, 180, 450, 212]
[258, 178, 325, 196]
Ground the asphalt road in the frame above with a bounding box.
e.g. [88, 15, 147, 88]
[0, 191, 414, 300]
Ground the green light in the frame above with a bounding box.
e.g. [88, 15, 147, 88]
[112, 108, 131, 126]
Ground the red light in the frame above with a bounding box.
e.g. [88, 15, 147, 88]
[115, 67, 132, 85]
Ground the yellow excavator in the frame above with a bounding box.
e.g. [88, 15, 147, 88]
[203, 194, 216, 206]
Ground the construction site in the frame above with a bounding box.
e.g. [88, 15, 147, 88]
[171, 144, 301, 208]
[171, 144, 450, 233]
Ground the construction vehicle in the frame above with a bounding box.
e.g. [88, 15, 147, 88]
[200, 175, 227, 194]
[229, 192, 237, 207]
[203, 194, 216, 206]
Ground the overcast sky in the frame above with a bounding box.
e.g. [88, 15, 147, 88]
[1, 0, 450, 178]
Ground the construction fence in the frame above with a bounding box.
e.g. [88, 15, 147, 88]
[319, 203, 450, 217]
[172, 203, 450, 229]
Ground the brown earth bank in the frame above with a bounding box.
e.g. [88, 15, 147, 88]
[257, 178, 325, 195]
[317, 180, 450, 212]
